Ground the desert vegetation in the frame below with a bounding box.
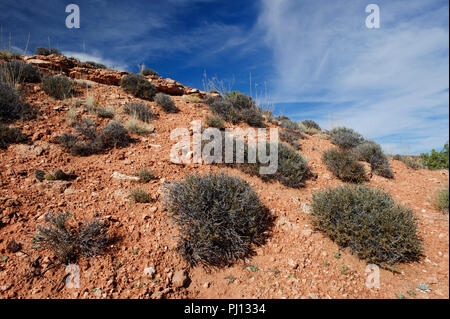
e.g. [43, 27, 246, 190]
[164, 172, 272, 267]
[311, 185, 423, 267]
[120, 73, 157, 101]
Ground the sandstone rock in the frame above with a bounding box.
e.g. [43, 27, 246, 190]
[111, 172, 139, 181]
[172, 270, 188, 288]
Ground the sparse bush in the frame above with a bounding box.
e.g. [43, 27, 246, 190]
[240, 106, 265, 127]
[35, 170, 45, 181]
[311, 185, 423, 266]
[97, 121, 131, 148]
[91, 107, 114, 119]
[0, 49, 20, 61]
[356, 141, 393, 178]
[0, 123, 28, 149]
[301, 119, 321, 131]
[120, 73, 157, 101]
[184, 94, 203, 103]
[279, 117, 301, 131]
[164, 172, 271, 267]
[85, 61, 107, 69]
[435, 187, 449, 213]
[44, 169, 75, 181]
[0, 61, 42, 84]
[124, 118, 154, 136]
[155, 93, 179, 113]
[42, 75, 75, 99]
[0, 83, 36, 122]
[129, 188, 151, 203]
[420, 142, 449, 170]
[280, 130, 303, 149]
[392, 154, 423, 170]
[226, 140, 310, 188]
[57, 120, 131, 156]
[35, 47, 61, 56]
[135, 168, 157, 183]
[123, 102, 155, 123]
[36, 212, 111, 264]
[210, 99, 240, 123]
[322, 148, 367, 183]
[329, 127, 364, 149]
[205, 116, 225, 129]
[140, 68, 158, 76]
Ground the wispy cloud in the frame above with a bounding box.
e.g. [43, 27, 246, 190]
[258, 0, 449, 154]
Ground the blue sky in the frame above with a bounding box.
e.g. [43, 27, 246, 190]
[1, 0, 448, 154]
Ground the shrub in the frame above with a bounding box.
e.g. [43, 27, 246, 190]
[140, 68, 158, 76]
[91, 107, 114, 119]
[0, 49, 20, 61]
[301, 119, 321, 131]
[420, 142, 449, 170]
[124, 118, 154, 136]
[329, 127, 364, 149]
[155, 93, 179, 113]
[392, 154, 424, 170]
[205, 115, 225, 129]
[310, 185, 423, 266]
[435, 187, 449, 212]
[0, 61, 41, 84]
[240, 107, 265, 127]
[35, 169, 45, 182]
[35, 47, 61, 56]
[279, 117, 301, 131]
[97, 121, 131, 148]
[57, 120, 131, 156]
[0, 83, 36, 122]
[230, 140, 310, 188]
[85, 61, 107, 69]
[322, 148, 367, 183]
[120, 73, 157, 101]
[355, 141, 393, 178]
[0, 123, 28, 149]
[135, 168, 157, 183]
[280, 130, 303, 150]
[164, 172, 271, 267]
[129, 188, 151, 203]
[42, 75, 75, 99]
[36, 212, 111, 264]
[123, 102, 155, 123]
[44, 169, 75, 181]
[210, 99, 240, 124]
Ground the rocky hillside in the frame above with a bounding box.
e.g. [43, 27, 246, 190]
[0, 54, 448, 299]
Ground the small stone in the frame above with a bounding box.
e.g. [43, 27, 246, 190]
[172, 270, 188, 288]
[144, 267, 156, 278]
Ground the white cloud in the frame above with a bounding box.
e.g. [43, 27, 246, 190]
[258, 0, 449, 154]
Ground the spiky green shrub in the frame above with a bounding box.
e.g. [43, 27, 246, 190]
[42, 75, 75, 99]
[140, 68, 158, 76]
[123, 102, 155, 123]
[154, 93, 179, 113]
[205, 115, 225, 129]
[120, 74, 157, 101]
[129, 188, 151, 203]
[0, 83, 36, 122]
[0, 123, 27, 149]
[329, 127, 364, 149]
[435, 186, 449, 213]
[35, 47, 61, 56]
[301, 119, 321, 131]
[322, 148, 367, 183]
[356, 141, 393, 178]
[311, 185, 423, 266]
[124, 118, 154, 136]
[0, 61, 42, 84]
[36, 212, 111, 264]
[164, 172, 271, 267]
[420, 142, 449, 170]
